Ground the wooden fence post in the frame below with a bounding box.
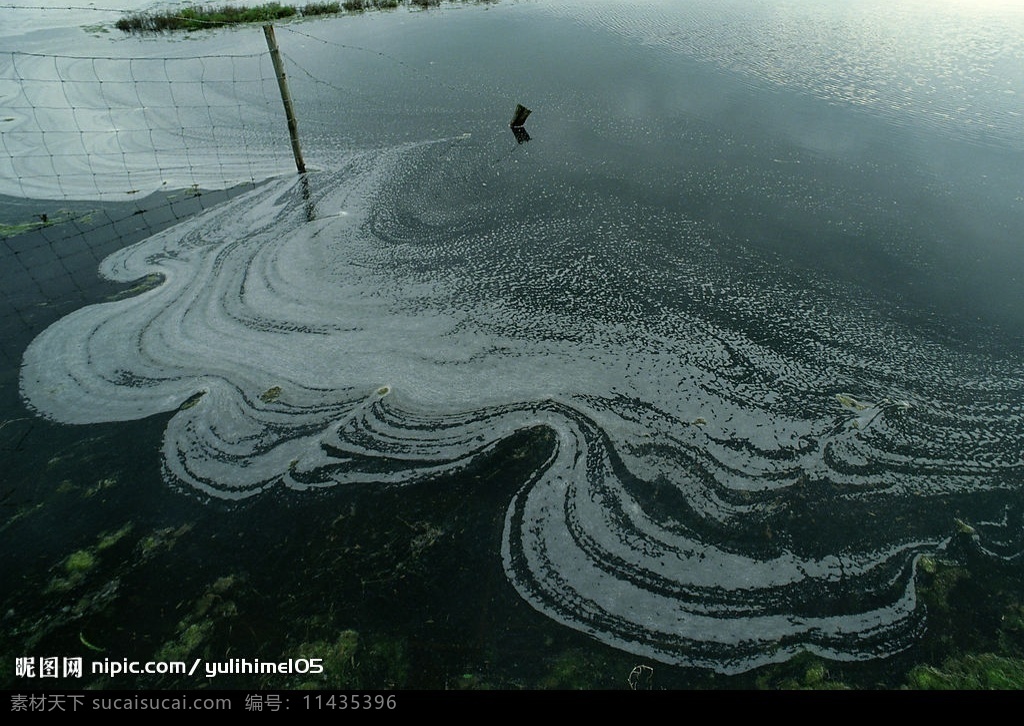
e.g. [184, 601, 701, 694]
[263, 24, 306, 175]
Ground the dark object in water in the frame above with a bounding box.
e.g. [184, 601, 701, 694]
[510, 103, 531, 128]
[511, 126, 531, 144]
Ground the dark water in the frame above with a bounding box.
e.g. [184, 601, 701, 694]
[3, 0, 1024, 687]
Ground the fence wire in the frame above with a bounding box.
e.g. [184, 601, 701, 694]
[2, 4, 521, 377]
[1, 50, 293, 201]
[0, 44, 297, 373]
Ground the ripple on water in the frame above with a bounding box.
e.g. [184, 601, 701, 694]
[20, 136, 1024, 671]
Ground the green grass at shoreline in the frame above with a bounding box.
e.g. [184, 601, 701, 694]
[115, 0, 492, 34]
[116, 3, 318, 32]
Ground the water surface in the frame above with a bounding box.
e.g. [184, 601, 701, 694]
[10, 0, 1024, 676]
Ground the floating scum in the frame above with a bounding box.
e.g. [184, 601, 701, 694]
[20, 138, 1024, 673]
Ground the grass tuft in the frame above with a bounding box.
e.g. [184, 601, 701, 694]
[116, 2, 309, 33]
[115, 0, 496, 33]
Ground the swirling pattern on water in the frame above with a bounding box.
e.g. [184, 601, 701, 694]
[20, 137, 1024, 672]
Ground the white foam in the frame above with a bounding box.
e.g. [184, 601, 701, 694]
[20, 139, 1024, 672]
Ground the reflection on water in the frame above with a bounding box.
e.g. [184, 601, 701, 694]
[14, 0, 1024, 673]
[543, 0, 1024, 150]
[0, 50, 292, 200]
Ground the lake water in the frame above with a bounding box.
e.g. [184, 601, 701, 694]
[3, 0, 1024, 686]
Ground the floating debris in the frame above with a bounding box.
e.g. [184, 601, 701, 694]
[260, 386, 283, 403]
[955, 518, 977, 536]
[510, 103, 532, 144]
[179, 391, 206, 411]
[79, 631, 105, 653]
[836, 393, 869, 411]
[509, 103, 531, 128]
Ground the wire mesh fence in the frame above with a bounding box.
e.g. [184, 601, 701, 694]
[0, 39, 300, 374]
[0, 49, 294, 201]
[1, 4, 510, 374]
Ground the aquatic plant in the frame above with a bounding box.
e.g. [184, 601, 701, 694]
[65, 549, 97, 574]
[96, 524, 133, 551]
[907, 654, 1024, 690]
[302, 2, 342, 13]
[114, 0, 485, 33]
[115, 3, 300, 33]
[0, 210, 89, 239]
[14, 0, 1024, 685]
[260, 386, 283, 403]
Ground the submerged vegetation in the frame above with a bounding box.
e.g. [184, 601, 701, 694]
[3, 398, 1024, 689]
[8, 0, 1024, 694]
[115, 0, 495, 33]
[0, 210, 92, 239]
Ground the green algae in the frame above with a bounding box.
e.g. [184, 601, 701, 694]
[106, 273, 164, 301]
[138, 524, 194, 560]
[65, 549, 97, 574]
[0, 210, 91, 238]
[908, 654, 1024, 690]
[283, 629, 409, 689]
[155, 575, 241, 664]
[179, 391, 206, 410]
[286, 631, 361, 688]
[97, 524, 133, 551]
[260, 386, 283, 403]
[47, 548, 99, 593]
